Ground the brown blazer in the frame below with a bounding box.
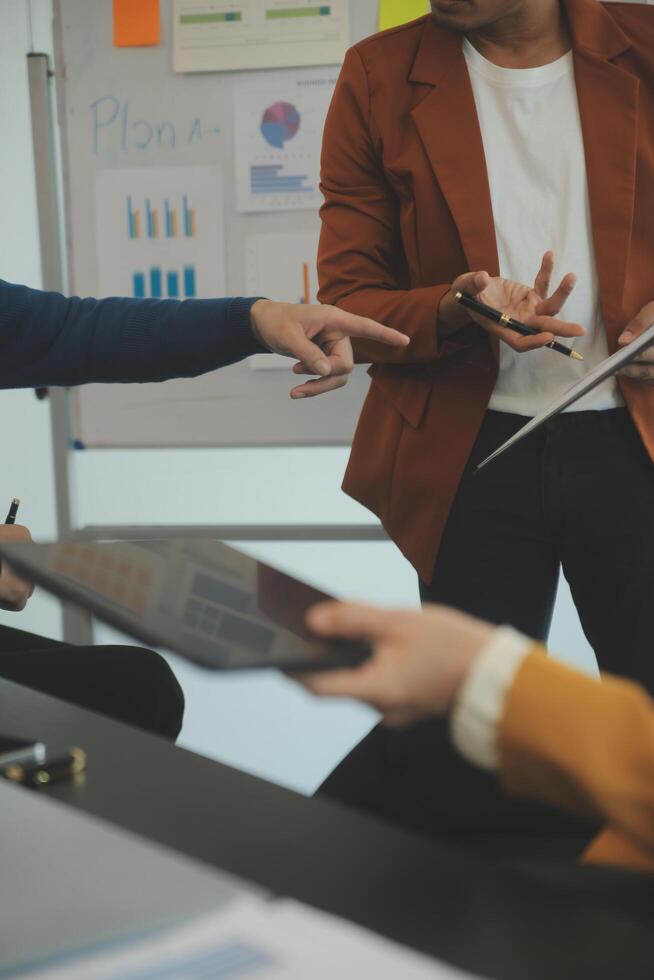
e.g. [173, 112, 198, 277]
[501, 648, 654, 875]
[318, 0, 654, 581]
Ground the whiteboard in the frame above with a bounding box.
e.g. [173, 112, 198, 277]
[54, 0, 381, 447]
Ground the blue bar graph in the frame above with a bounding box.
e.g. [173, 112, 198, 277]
[250, 164, 313, 195]
[150, 267, 162, 298]
[183, 265, 196, 297]
[132, 267, 193, 298]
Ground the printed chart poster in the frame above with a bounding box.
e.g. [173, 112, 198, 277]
[245, 228, 320, 369]
[234, 68, 337, 213]
[173, 0, 349, 73]
[94, 167, 226, 302]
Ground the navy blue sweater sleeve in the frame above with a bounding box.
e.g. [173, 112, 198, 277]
[0, 279, 267, 388]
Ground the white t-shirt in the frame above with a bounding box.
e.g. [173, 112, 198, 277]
[462, 38, 622, 414]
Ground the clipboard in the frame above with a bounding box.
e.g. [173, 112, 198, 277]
[476, 322, 654, 473]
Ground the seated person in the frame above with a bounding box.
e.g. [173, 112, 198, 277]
[299, 600, 654, 876]
[0, 279, 408, 735]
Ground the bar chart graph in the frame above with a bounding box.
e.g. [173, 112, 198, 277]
[96, 167, 225, 304]
[265, 6, 333, 19]
[127, 198, 141, 238]
[179, 10, 243, 23]
[184, 265, 196, 296]
[164, 200, 177, 238]
[249, 164, 313, 196]
[173, 0, 349, 73]
[132, 266, 196, 299]
[183, 196, 196, 237]
[127, 194, 196, 239]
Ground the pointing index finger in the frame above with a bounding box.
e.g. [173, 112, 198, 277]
[322, 309, 409, 347]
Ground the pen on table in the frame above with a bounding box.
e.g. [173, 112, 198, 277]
[455, 292, 584, 361]
[5, 498, 19, 525]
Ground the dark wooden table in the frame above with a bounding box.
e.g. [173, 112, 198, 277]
[1, 676, 652, 980]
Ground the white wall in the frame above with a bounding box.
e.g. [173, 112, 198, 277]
[0, 0, 597, 797]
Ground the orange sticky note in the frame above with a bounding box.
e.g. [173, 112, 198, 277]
[113, 0, 160, 47]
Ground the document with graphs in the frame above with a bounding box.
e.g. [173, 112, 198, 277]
[233, 67, 337, 212]
[173, 0, 350, 73]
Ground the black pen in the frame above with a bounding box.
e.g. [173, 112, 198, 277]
[5, 498, 19, 525]
[455, 292, 584, 361]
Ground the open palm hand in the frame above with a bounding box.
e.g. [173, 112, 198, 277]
[443, 251, 585, 352]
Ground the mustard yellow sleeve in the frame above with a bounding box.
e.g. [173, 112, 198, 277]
[499, 650, 654, 862]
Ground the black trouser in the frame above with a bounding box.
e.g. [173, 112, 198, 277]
[422, 408, 654, 693]
[0, 624, 184, 740]
[320, 409, 654, 863]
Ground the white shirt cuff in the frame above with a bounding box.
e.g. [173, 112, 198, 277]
[450, 626, 533, 771]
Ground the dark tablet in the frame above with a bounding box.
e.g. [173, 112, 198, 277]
[0, 538, 371, 672]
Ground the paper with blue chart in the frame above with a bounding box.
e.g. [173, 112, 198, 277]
[94, 166, 226, 303]
[234, 68, 337, 213]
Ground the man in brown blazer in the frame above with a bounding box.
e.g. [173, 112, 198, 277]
[316, 0, 654, 838]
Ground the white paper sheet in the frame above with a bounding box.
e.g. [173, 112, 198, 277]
[234, 68, 337, 213]
[173, 0, 350, 74]
[477, 322, 654, 471]
[18, 896, 484, 980]
[94, 166, 226, 302]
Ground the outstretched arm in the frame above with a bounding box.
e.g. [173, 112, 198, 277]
[0, 280, 407, 394]
[0, 279, 261, 388]
[299, 601, 654, 867]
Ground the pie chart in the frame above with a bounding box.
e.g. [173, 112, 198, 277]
[260, 102, 301, 149]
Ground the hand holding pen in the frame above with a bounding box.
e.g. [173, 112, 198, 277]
[455, 293, 584, 360]
[439, 252, 585, 354]
[0, 499, 34, 612]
